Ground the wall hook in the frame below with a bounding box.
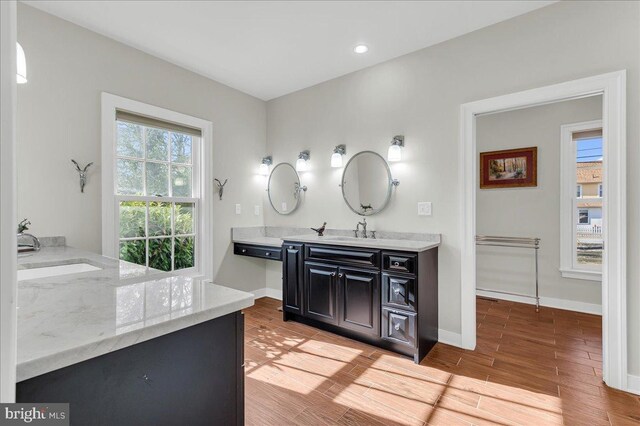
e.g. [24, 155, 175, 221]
[214, 178, 228, 200]
[71, 159, 93, 193]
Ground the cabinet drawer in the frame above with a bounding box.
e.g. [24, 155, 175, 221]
[383, 253, 416, 275]
[382, 274, 416, 312]
[306, 245, 380, 268]
[382, 308, 416, 347]
[234, 243, 282, 261]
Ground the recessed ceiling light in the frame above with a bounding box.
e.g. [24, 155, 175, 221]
[354, 44, 368, 54]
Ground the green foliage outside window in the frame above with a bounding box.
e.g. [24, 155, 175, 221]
[119, 201, 195, 272]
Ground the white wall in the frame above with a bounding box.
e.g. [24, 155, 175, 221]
[16, 4, 268, 293]
[476, 96, 602, 306]
[265, 1, 640, 374]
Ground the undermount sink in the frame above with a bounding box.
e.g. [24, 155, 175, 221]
[323, 236, 360, 242]
[17, 263, 102, 281]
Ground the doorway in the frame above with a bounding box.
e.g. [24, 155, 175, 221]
[459, 71, 628, 392]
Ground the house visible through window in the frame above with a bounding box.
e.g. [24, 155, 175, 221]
[115, 112, 201, 272]
[573, 129, 603, 270]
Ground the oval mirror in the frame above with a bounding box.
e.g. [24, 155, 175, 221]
[268, 163, 305, 215]
[341, 151, 395, 216]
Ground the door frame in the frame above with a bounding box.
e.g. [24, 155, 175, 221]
[459, 71, 628, 391]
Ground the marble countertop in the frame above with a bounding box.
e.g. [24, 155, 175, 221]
[232, 226, 441, 252]
[281, 234, 440, 252]
[17, 247, 254, 382]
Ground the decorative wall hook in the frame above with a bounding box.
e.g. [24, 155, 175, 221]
[214, 178, 228, 200]
[71, 159, 93, 193]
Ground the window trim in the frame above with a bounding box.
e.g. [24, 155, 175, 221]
[101, 93, 213, 279]
[559, 119, 602, 281]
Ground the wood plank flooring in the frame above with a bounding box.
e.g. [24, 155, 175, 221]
[243, 297, 640, 425]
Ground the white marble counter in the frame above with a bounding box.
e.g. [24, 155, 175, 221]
[17, 247, 254, 381]
[282, 234, 440, 252]
[231, 226, 441, 252]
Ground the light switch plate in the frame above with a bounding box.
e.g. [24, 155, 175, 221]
[418, 202, 432, 216]
[235, 204, 242, 215]
[254, 205, 260, 216]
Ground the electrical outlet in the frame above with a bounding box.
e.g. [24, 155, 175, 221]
[418, 202, 432, 216]
[254, 205, 260, 216]
[235, 204, 242, 215]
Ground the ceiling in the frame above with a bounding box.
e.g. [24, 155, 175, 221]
[22, 1, 555, 100]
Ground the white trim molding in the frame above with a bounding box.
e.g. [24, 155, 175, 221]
[438, 329, 463, 347]
[101, 93, 214, 279]
[251, 287, 282, 301]
[476, 290, 602, 315]
[627, 374, 640, 396]
[0, 0, 18, 403]
[459, 71, 628, 392]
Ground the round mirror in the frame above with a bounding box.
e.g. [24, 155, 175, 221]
[341, 151, 395, 216]
[268, 163, 305, 215]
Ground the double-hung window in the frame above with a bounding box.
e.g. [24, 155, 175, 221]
[102, 94, 212, 277]
[560, 120, 603, 281]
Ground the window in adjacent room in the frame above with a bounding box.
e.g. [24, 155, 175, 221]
[560, 120, 603, 280]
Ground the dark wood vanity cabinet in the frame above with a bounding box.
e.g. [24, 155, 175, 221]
[283, 241, 438, 363]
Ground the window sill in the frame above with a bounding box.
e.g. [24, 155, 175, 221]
[559, 268, 602, 282]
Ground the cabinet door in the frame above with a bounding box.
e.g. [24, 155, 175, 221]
[282, 243, 303, 314]
[338, 267, 380, 336]
[304, 263, 338, 325]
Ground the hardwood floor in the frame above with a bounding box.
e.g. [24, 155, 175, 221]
[243, 297, 640, 425]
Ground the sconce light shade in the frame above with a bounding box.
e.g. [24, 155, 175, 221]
[331, 145, 346, 168]
[16, 42, 27, 84]
[387, 135, 404, 161]
[296, 150, 310, 172]
[259, 156, 272, 176]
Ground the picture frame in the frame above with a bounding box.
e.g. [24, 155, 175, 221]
[479, 146, 537, 189]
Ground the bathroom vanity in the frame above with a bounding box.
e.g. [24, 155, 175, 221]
[16, 246, 253, 426]
[282, 236, 439, 363]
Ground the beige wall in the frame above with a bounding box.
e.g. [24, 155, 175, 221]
[476, 96, 602, 306]
[17, 4, 269, 293]
[265, 1, 640, 373]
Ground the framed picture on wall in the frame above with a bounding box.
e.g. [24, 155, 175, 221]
[479, 147, 537, 189]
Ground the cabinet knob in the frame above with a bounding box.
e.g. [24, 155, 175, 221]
[242, 249, 247, 253]
[330, 272, 336, 277]
[338, 273, 344, 278]
[266, 252, 271, 256]
[393, 261, 400, 266]
[394, 323, 401, 331]
[289, 246, 294, 249]
[393, 288, 401, 295]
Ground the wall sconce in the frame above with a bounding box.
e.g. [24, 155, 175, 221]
[259, 156, 272, 176]
[296, 150, 310, 172]
[17, 42, 27, 84]
[387, 135, 404, 162]
[331, 145, 346, 168]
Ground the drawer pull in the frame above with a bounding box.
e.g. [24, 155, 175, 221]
[330, 272, 336, 277]
[393, 261, 400, 266]
[266, 252, 271, 256]
[242, 249, 247, 253]
[394, 323, 401, 331]
[289, 246, 294, 249]
[393, 288, 401, 295]
[338, 273, 344, 278]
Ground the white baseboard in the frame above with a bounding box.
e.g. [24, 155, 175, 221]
[438, 329, 462, 347]
[476, 289, 602, 315]
[251, 287, 282, 301]
[627, 374, 640, 395]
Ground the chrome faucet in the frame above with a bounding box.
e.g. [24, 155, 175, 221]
[18, 233, 41, 253]
[355, 218, 368, 238]
[17, 219, 40, 253]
